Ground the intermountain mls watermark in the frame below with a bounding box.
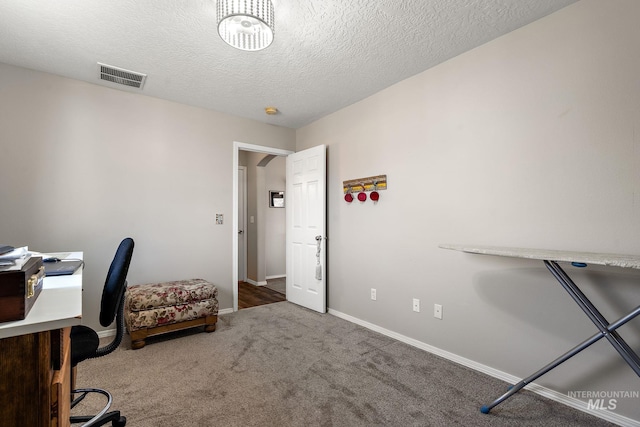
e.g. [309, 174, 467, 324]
[568, 390, 640, 410]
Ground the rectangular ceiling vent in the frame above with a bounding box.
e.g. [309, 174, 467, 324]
[97, 63, 147, 89]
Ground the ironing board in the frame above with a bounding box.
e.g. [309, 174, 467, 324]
[440, 244, 640, 413]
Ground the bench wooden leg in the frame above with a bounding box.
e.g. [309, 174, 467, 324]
[204, 315, 217, 332]
[130, 329, 147, 350]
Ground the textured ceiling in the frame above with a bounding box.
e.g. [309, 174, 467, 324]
[0, 0, 578, 129]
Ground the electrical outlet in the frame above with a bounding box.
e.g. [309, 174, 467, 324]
[413, 298, 420, 312]
[371, 288, 377, 301]
[216, 214, 223, 225]
[434, 304, 443, 320]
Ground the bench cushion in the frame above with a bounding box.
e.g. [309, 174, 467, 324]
[125, 279, 217, 311]
[124, 279, 218, 332]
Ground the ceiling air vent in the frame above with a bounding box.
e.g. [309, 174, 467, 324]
[97, 63, 146, 89]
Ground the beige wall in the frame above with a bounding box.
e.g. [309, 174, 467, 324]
[265, 156, 286, 278]
[0, 62, 295, 329]
[244, 151, 265, 284]
[297, 0, 640, 421]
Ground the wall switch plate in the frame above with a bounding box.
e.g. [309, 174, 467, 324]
[371, 288, 377, 301]
[216, 214, 223, 225]
[434, 304, 443, 319]
[413, 298, 420, 312]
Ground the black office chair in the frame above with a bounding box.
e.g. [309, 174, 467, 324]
[70, 237, 134, 427]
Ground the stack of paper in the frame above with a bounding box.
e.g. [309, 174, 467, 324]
[0, 246, 31, 271]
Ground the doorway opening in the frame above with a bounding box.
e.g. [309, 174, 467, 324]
[232, 142, 293, 311]
[238, 153, 287, 309]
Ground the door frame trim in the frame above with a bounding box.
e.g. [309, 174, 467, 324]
[232, 141, 294, 312]
[237, 165, 247, 283]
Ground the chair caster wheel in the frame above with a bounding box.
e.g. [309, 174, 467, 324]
[113, 416, 126, 427]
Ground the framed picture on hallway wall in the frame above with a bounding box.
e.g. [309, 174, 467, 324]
[269, 191, 285, 208]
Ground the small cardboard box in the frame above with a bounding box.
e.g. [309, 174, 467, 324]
[0, 257, 44, 323]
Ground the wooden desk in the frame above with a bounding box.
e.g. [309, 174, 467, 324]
[0, 252, 82, 427]
[440, 244, 640, 413]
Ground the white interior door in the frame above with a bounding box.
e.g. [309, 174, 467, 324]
[286, 145, 326, 313]
[238, 166, 247, 282]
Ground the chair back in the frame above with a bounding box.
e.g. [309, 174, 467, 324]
[100, 237, 134, 327]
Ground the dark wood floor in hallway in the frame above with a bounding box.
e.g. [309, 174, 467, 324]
[238, 281, 286, 309]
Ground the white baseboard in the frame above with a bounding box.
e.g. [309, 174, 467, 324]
[266, 274, 286, 280]
[245, 278, 268, 287]
[327, 308, 639, 427]
[97, 329, 116, 339]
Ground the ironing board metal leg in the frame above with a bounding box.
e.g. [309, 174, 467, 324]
[482, 330, 603, 413]
[481, 261, 640, 413]
[545, 261, 640, 375]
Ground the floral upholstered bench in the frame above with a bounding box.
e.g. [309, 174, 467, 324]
[124, 279, 218, 349]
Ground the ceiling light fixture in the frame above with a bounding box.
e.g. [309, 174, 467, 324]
[217, 0, 274, 51]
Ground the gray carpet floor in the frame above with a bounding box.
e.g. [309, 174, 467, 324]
[75, 302, 615, 426]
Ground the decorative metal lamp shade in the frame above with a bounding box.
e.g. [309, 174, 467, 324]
[217, 0, 275, 51]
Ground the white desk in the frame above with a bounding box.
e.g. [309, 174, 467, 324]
[440, 244, 640, 414]
[0, 251, 83, 339]
[0, 251, 82, 427]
